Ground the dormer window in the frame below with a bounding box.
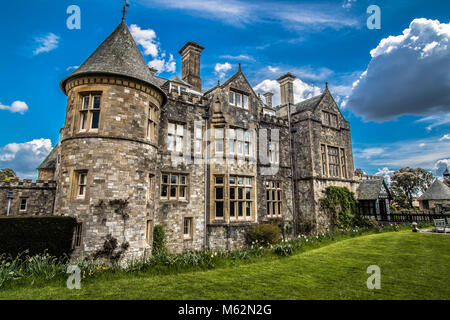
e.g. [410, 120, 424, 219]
[169, 83, 188, 94]
[229, 91, 249, 110]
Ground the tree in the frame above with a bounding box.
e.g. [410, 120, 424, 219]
[0, 168, 17, 181]
[390, 167, 433, 209]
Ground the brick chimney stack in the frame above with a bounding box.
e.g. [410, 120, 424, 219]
[263, 92, 274, 107]
[179, 41, 204, 92]
[277, 73, 296, 106]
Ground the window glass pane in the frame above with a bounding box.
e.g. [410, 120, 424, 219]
[230, 202, 235, 217]
[176, 124, 184, 136]
[83, 96, 90, 109]
[238, 187, 243, 199]
[238, 177, 243, 185]
[238, 202, 243, 216]
[216, 187, 223, 200]
[93, 96, 101, 109]
[216, 140, 223, 153]
[229, 140, 235, 153]
[246, 188, 251, 200]
[171, 175, 178, 184]
[161, 185, 168, 197]
[91, 111, 100, 129]
[162, 174, 168, 184]
[170, 186, 177, 198]
[229, 92, 234, 104]
[80, 112, 87, 130]
[245, 142, 249, 155]
[168, 135, 174, 150]
[230, 188, 235, 200]
[237, 141, 243, 154]
[229, 176, 236, 185]
[215, 176, 223, 184]
[216, 202, 224, 217]
[180, 176, 186, 184]
[176, 137, 183, 152]
[168, 123, 175, 134]
[243, 95, 248, 109]
[236, 94, 241, 106]
[195, 127, 202, 139]
[179, 186, 186, 199]
[245, 177, 251, 185]
[246, 202, 251, 217]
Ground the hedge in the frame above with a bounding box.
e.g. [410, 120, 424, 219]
[0, 216, 77, 258]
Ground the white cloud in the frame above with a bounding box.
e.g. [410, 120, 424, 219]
[0, 139, 52, 179]
[254, 78, 322, 107]
[346, 19, 450, 121]
[140, 0, 359, 30]
[0, 101, 28, 114]
[342, 0, 357, 9]
[354, 136, 450, 172]
[268, 66, 279, 73]
[220, 54, 254, 61]
[66, 66, 79, 71]
[375, 167, 395, 184]
[434, 159, 450, 178]
[33, 33, 59, 55]
[416, 113, 450, 131]
[214, 62, 232, 79]
[439, 134, 450, 141]
[129, 24, 176, 74]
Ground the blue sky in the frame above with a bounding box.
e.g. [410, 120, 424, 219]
[0, 0, 449, 180]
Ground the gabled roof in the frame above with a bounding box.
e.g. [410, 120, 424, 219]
[167, 75, 191, 87]
[60, 21, 165, 102]
[357, 179, 390, 200]
[38, 145, 59, 170]
[418, 179, 450, 200]
[204, 66, 258, 98]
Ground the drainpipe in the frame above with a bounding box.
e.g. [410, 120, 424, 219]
[202, 111, 210, 249]
[287, 102, 298, 236]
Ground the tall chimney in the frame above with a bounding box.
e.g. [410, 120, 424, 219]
[263, 92, 274, 107]
[179, 41, 204, 92]
[277, 73, 296, 106]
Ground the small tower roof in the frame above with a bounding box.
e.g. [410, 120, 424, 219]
[60, 21, 165, 102]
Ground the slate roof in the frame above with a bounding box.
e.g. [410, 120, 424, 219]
[60, 21, 165, 102]
[293, 93, 324, 113]
[38, 145, 58, 170]
[357, 179, 388, 200]
[418, 179, 450, 200]
[168, 75, 191, 87]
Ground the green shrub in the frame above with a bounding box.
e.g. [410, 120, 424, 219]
[319, 186, 358, 230]
[247, 224, 281, 246]
[152, 225, 166, 255]
[274, 243, 294, 256]
[0, 216, 77, 258]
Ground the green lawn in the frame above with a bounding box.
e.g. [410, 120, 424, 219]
[1, 230, 449, 299]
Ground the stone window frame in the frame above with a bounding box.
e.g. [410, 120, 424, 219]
[167, 122, 185, 152]
[340, 148, 347, 179]
[160, 173, 188, 201]
[19, 197, 28, 212]
[214, 175, 225, 220]
[214, 127, 224, 155]
[183, 216, 194, 240]
[229, 175, 253, 222]
[146, 103, 158, 142]
[268, 138, 280, 165]
[265, 181, 283, 218]
[194, 122, 204, 156]
[328, 146, 340, 177]
[226, 127, 254, 158]
[79, 92, 102, 133]
[229, 90, 250, 110]
[74, 170, 88, 200]
[322, 110, 338, 128]
[72, 222, 83, 249]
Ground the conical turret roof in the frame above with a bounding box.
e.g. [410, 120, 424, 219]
[60, 21, 165, 101]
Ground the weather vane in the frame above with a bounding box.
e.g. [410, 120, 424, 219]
[122, 0, 130, 22]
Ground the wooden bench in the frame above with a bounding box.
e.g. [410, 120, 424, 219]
[433, 219, 447, 233]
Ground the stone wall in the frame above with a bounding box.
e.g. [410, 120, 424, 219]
[0, 180, 56, 216]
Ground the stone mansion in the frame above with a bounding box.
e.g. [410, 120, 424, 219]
[0, 20, 382, 258]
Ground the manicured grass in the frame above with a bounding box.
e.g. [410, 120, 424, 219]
[1, 230, 449, 299]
